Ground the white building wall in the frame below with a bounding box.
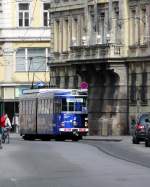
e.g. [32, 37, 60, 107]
[1, 0, 12, 28]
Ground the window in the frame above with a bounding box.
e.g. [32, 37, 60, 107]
[99, 12, 105, 44]
[16, 48, 49, 72]
[61, 97, 87, 112]
[140, 8, 147, 44]
[43, 3, 50, 27]
[64, 74, 69, 88]
[141, 72, 148, 105]
[130, 72, 136, 104]
[73, 75, 78, 88]
[54, 98, 61, 113]
[18, 3, 30, 27]
[28, 48, 46, 71]
[16, 48, 26, 71]
[56, 75, 60, 87]
[130, 9, 136, 45]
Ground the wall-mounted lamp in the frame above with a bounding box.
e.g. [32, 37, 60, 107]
[71, 37, 77, 46]
[82, 36, 87, 46]
[106, 33, 110, 43]
[96, 34, 102, 44]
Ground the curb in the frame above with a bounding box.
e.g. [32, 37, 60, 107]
[82, 138, 122, 142]
[82, 136, 123, 142]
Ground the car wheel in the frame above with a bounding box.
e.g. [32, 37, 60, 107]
[145, 139, 150, 147]
[132, 137, 139, 144]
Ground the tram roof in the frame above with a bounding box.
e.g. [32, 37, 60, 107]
[21, 88, 87, 98]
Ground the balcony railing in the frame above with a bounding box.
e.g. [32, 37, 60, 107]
[53, 43, 124, 63]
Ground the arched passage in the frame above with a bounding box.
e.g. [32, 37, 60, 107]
[76, 64, 128, 135]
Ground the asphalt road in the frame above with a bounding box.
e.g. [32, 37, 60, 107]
[0, 134, 150, 187]
[81, 136, 150, 168]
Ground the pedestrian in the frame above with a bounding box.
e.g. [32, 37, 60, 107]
[5, 114, 12, 129]
[131, 118, 136, 135]
[12, 114, 19, 133]
[0, 113, 6, 149]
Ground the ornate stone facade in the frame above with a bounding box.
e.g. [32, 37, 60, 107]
[48, 0, 150, 135]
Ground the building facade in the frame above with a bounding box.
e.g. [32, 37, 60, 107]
[128, 0, 150, 132]
[48, 0, 150, 135]
[0, 0, 51, 121]
[48, 0, 128, 135]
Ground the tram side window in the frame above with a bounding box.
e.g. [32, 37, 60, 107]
[49, 99, 53, 114]
[39, 100, 43, 114]
[54, 99, 61, 113]
[19, 102, 22, 114]
[62, 98, 74, 111]
[32, 100, 36, 114]
[69, 102, 74, 111]
[25, 101, 27, 114]
[75, 102, 81, 111]
[28, 100, 32, 114]
[22, 101, 25, 114]
[62, 98, 67, 111]
[38, 99, 50, 114]
[23, 101, 26, 114]
[44, 99, 49, 114]
[26, 101, 29, 114]
[38, 99, 45, 114]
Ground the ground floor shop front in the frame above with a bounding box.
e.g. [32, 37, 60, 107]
[0, 85, 30, 132]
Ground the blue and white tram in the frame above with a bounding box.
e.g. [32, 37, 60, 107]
[19, 88, 88, 141]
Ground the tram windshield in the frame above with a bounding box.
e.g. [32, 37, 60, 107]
[61, 97, 87, 112]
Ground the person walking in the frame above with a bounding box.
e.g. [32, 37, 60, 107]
[12, 114, 19, 133]
[5, 114, 12, 129]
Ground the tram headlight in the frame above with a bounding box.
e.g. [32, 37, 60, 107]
[85, 117, 88, 127]
[73, 120, 77, 126]
[61, 122, 65, 127]
[85, 121, 88, 127]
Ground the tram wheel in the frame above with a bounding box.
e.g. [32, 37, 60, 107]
[55, 136, 65, 141]
[23, 135, 35, 141]
[72, 137, 79, 141]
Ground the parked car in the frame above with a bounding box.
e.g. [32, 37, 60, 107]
[144, 119, 150, 147]
[132, 113, 150, 144]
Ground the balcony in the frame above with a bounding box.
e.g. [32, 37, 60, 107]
[52, 43, 124, 64]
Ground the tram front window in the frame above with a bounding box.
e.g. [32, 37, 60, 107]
[62, 97, 87, 112]
[69, 102, 74, 111]
[62, 98, 67, 111]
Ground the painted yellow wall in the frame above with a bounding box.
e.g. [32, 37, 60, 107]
[0, 56, 5, 81]
[12, 0, 16, 27]
[98, 0, 108, 3]
[13, 42, 50, 49]
[12, 41, 50, 83]
[12, 72, 50, 83]
[11, 0, 43, 27]
[32, 0, 42, 27]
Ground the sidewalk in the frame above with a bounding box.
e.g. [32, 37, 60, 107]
[82, 135, 125, 142]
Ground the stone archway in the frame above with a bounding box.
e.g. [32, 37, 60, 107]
[76, 64, 128, 136]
